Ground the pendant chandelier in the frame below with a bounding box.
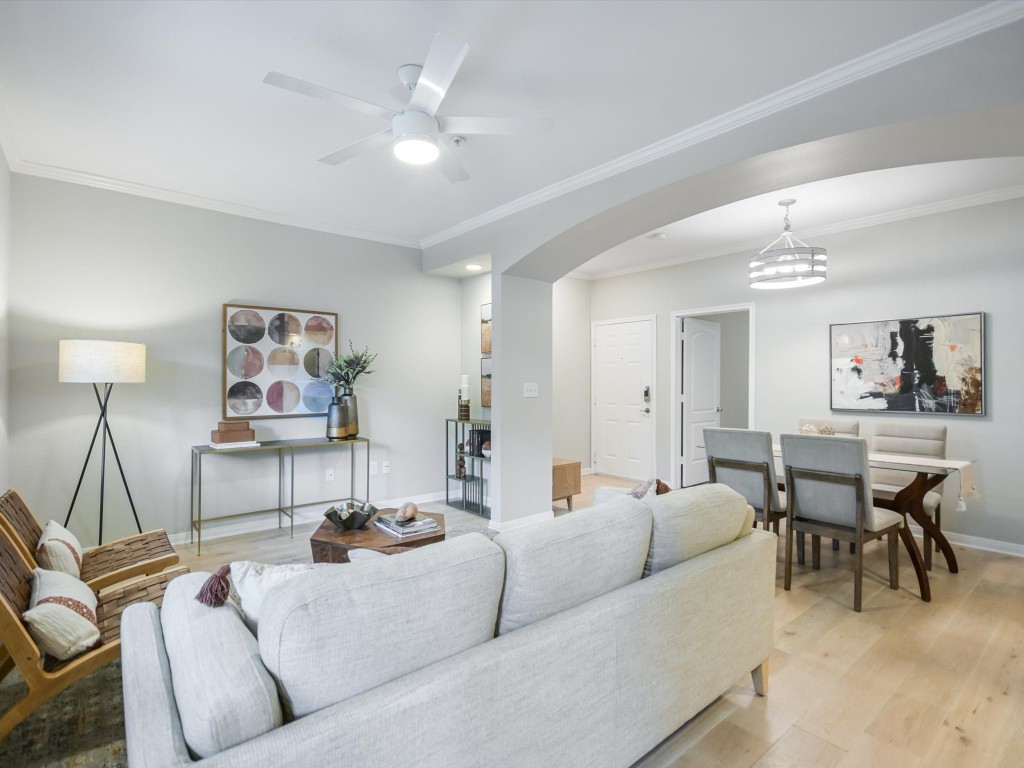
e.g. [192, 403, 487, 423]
[749, 199, 827, 290]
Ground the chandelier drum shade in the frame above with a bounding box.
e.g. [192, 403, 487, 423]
[749, 199, 827, 290]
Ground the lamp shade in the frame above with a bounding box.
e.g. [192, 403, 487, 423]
[59, 340, 146, 383]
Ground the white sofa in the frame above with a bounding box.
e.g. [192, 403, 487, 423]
[121, 484, 776, 767]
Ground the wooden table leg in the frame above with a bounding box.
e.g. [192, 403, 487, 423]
[898, 524, 930, 602]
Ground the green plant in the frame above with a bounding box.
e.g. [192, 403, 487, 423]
[319, 342, 377, 390]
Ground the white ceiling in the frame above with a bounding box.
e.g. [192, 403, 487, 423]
[1, 0, 1022, 270]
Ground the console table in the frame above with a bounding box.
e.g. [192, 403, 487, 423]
[190, 437, 370, 554]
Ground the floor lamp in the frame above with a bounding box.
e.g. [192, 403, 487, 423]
[59, 339, 146, 544]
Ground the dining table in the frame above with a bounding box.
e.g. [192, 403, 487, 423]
[773, 446, 977, 603]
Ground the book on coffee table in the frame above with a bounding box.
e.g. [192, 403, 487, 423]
[374, 513, 440, 537]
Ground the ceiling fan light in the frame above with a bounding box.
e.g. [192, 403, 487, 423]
[393, 136, 439, 164]
[392, 109, 440, 165]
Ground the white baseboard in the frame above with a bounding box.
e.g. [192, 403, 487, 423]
[169, 490, 448, 547]
[907, 523, 1024, 558]
[581, 467, 594, 476]
[487, 510, 555, 533]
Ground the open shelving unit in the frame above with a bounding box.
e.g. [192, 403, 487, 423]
[445, 418, 490, 518]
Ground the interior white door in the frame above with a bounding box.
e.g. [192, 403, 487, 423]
[593, 318, 655, 480]
[681, 318, 721, 486]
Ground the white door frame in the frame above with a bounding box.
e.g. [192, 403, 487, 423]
[669, 303, 756, 489]
[591, 315, 657, 479]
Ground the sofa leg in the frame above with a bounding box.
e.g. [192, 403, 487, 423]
[751, 660, 769, 696]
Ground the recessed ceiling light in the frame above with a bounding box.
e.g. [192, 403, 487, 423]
[465, 264, 483, 271]
[647, 232, 668, 241]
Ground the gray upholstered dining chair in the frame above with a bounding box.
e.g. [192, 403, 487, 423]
[869, 422, 947, 570]
[798, 418, 860, 436]
[704, 428, 785, 533]
[781, 434, 903, 612]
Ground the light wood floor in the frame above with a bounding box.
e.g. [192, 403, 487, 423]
[171, 475, 1024, 768]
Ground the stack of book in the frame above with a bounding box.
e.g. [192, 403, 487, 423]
[210, 421, 259, 449]
[374, 511, 440, 538]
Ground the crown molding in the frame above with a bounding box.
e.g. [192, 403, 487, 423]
[572, 183, 1024, 281]
[422, 1, 1024, 250]
[5, 157, 421, 250]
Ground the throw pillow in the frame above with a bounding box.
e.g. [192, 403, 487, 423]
[22, 568, 100, 660]
[36, 520, 84, 578]
[230, 560, 335, 633]
[655, 479, 671, 495]
[629, 479, 657, 499]
[799, 423, 821, 435]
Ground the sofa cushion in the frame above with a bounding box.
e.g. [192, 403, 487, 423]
[161, 572, 283, 758]
[258, 533, 505, 718]
[643, 484, 754, 577]
[494, 495, 651, 635]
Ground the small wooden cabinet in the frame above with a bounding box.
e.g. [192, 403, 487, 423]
[552, 457, 582, 510]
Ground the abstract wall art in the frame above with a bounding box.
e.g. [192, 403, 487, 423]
[830, 312, 984, 415]
[223, 304, 338, 419]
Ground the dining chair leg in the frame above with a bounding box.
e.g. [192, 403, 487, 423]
[812, 535, 821, 570]
[888, 530, 899, 590]
[784, 523, 794, 592]
[854, 536, 864, 612]
[797, 531, 805, 566]
[772, 519, 780, 536]
[832, 538, 839, 551]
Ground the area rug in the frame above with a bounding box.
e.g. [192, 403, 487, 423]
[0, 662, 126, 767]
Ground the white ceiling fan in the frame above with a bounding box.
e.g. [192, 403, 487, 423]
[263, 33, 551, 183]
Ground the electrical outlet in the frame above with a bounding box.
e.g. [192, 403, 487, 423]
[369, 461, 378, 476]
[523, 382, 539, 398]
[325, 468, 335, 482]
[382, 460, 391, 474]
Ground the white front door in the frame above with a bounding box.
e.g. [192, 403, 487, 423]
[681, 317, 721, 486]
[592, 318, 655, 480]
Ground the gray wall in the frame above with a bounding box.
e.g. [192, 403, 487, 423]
[691, 312, 749, 430]
[8, 175, 461, 545]
[552, 277, 591, 468]
[591, 199, 1024, 547]
[0, 154, 9, 491]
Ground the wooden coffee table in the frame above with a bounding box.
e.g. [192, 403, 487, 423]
[309, 509, 446, 563]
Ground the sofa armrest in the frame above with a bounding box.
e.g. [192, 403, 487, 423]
[121, 603, 194, 768]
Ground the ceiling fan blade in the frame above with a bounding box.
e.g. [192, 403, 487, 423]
[318, 129, 392, 166]
[406, 33, 469, 116]
[439, 116, 553, 136]
[263, 72, 395, 122]
[438, 140, 470, 183]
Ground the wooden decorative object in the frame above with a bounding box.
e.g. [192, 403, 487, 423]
[309, 510, 445, 563]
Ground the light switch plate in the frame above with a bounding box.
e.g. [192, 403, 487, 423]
[523, 383, 539, 398]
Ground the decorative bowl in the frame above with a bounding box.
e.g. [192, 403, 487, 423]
[481, 448, 492, 458]
[325, 502, 377, 531]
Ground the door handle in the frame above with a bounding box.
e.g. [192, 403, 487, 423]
[641, 407, 650, 414]
[716, 407, 724, 413]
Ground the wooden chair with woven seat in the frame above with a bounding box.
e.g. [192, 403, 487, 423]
[0, 523, 187, 740]
[0, 489, 179, 591]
